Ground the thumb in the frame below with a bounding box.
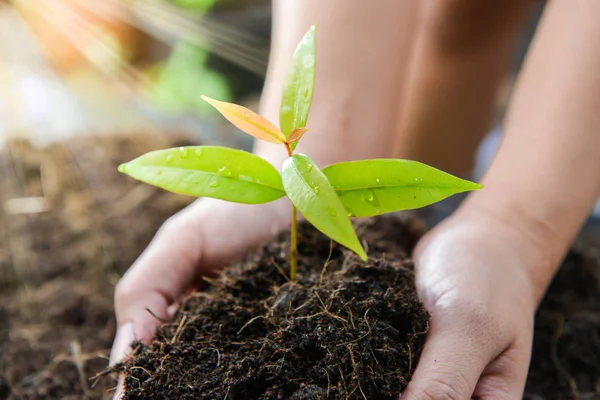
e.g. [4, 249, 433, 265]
[110, 214, 204, 365]
[110, 198, 290, 365]
[401, 315, 494, 400]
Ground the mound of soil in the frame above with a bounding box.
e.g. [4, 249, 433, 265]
[0, 133, 195, 399]
[120, 216, 600, 400]
[119, 216, 429, 400]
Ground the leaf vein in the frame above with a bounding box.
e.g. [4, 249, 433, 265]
[138, 166, 284, 192]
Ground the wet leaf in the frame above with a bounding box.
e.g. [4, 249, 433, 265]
[282, 154, 367, 260]
[118, 146, 285, 204]
[201, 96, 285, 144]
[322, 159, 483, 217]
[279, 25, 316, 138]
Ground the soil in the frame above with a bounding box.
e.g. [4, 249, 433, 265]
[117, 216, 429, 400]
[118, 213, 600, 400]
[0, 133, 599, 399]
[0, 132, 195, 399]
[524, 248, 600, 399]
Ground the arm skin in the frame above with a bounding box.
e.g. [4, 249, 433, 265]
[462, 0, 600, 303]
[393, 0, 531, 177]
[256, 0, 422, 168]
[394, 0, 600, 306]
[400, 1, 600, 399]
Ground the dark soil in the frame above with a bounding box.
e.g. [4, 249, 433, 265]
[524, 247, 600, 399]
[120, 215, 600, 400]
[0, 133, 195, 399]
[118, 216, 429, 400]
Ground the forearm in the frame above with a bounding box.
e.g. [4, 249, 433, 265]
[462, 0, 600, 303]
[255, 0, 422, 168]
[394, 0, 530, 176]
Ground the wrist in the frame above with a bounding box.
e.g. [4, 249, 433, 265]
[454, 196, 565, 305]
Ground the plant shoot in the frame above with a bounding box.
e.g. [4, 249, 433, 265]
[118, 25, 482, 281]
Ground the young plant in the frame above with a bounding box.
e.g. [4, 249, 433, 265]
[118, 25, 482, 281]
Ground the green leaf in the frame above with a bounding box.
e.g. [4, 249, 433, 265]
[279, 25, 316, 138]
[322, 159, 483, 217]
[282, 154, 367, 260]
[118, 146, 285, 204]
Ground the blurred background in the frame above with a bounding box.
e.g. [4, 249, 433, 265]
[0, 1, 581, 399]
[0, 0, 274, 149]
[0, 1, 273, 398]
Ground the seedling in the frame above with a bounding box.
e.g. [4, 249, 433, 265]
[118, 25, 482, 281]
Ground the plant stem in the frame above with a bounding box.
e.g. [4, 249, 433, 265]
[284, 142, 298, 281]
[290, 205, 298, 281]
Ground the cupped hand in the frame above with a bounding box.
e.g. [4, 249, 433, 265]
[109, 197, 289, 398]
[402, 208, 545, 400]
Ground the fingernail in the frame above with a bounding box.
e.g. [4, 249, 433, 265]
[110, 322, 134, 366]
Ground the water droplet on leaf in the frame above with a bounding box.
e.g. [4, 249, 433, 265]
[307, 164, 313, 172]
[363, 189, 380, 207]
[376, 178, 380, 183]
[166, 155, 174, 163]
[195, 148, 203, 156]
[210, 180, 220, 188]
[244, 112, 252, 119]
[346, 205, 356, 218]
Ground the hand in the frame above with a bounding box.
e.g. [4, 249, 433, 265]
[402, 208, 544, 400]
[109, 198, 289, 398]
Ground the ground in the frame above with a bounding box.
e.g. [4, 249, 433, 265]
[0, 133, 194, 399]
